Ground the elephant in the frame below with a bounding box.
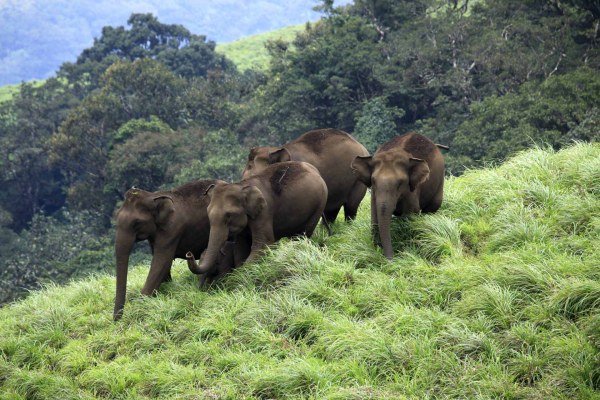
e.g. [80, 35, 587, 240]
[351, 132, 446, 259]
[242, 128, 369, 232]
[113, 179, 233, 321]
[186, 161, 328, 275]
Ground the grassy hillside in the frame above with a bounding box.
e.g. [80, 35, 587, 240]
[0, 83, 21, 103]
[0, 80, 44, 103]
[216, 25, 304, 71]
[0, 144, 598, 399]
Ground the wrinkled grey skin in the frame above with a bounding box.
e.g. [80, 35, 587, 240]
[187, 161, 328, 275]
[242, 128, 368, 231]
[352, 133, 446, 259]
[113, 179, 233, 321]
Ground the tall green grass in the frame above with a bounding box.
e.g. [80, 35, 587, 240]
[0, 143, 598, 399]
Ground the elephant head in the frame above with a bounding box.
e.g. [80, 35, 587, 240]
[351, 151, 430, 259]
[113, 188, 174, 320]
[241, 146, 290, 179]
[188, 183, 267, 274]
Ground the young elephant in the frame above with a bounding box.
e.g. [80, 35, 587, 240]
[113, 179, 232, 320]
[351, 133, 446, 259]
[186, 161, 327, 274]
[242, 128, 369, 231]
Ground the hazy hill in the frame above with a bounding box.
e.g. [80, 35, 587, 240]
[0, 0, 351, 85]
[0, 23, 303, 103]
[1, 144, 598, 398]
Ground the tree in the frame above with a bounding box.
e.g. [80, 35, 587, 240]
[58, 13, 235, 94]
[106, 126, 204, 196]
[451, 67, 600, 170]
[353, 97, 404, 152]
[50, 59, 189, 215]
[0, 79, 74, 230]
[175, 129, 245, 184]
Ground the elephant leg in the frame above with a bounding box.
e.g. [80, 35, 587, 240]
[141, 245, 176, 296]
[215, 241, 235, 279]
[321, 213, 333, 235]
[321, 207, 341, 234]
[344, 181, 367, 221]
[234, 236, 251, 267]
[422, 188, 443, 213]
[161, 268, 172, 283]
[370, 191, 380, 245]
[305, 208, 324, 238]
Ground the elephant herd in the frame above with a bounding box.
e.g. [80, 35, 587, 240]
[113, 129, 447, 320]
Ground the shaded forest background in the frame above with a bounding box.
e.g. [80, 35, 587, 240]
[0, 0, 598, 303]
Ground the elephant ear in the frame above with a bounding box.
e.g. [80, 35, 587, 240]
[242, 186, 267, 219]
[268, 148, 292, 164]
[152, 195, 175, 225]
[204, 184, 216, 198]
[409, 158, 430, 192]
[351, 155, 373, 187]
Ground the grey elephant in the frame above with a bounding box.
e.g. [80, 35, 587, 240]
[351, 133, 446, 259]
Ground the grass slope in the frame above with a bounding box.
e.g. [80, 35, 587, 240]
[0, 144, 599, 399]
[0, 80, 44, 103]
[216, 25, 304, 71]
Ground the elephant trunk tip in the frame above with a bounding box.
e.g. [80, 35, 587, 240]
[186, 252, 202, 274]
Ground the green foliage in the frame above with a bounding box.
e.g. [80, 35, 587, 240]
[50, 59, 193, 213]
[0, 210, 116, 304]
[113, 115, 172, 143]
[0, 78, 75, 230]
[106, 128, 203, 196]
[0, 144, 598, 398]
[174, 129, 245, 184]
[452, 68, 600, 170]
[353, 97, 405, 153]
[59, 13, 234, 91]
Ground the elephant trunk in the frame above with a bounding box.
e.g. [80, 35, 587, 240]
[192, 227, 228, 275]
[376, 194, 395, 260]
[114, 229, 135, 321]
[186, 252, 206, 274]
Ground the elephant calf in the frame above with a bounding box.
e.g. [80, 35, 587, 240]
[113, 179, 232, 320]
[351, 133, 446, 259]
[242, 128, 369, 231]
[187, 161, 328, 274]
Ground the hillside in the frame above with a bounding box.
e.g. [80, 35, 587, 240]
[0, 24, 301, 103]
[0, 144, 598, 399]
[0, 81, 43, 103]
[0, 0, 349, 85]
[217, 25, 304, 71]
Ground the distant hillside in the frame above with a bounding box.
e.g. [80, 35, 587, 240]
[1, 143, 598, 399]
[0, 0, 352, 85]
[0, 24, 303, 102]
[217, 25, 304, 71]
[0, 80, 45, 103]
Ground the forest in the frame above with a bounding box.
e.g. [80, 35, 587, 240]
[0, 0, 598, 304]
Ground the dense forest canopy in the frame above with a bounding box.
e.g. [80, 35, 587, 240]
[0, 0, 598, 303]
